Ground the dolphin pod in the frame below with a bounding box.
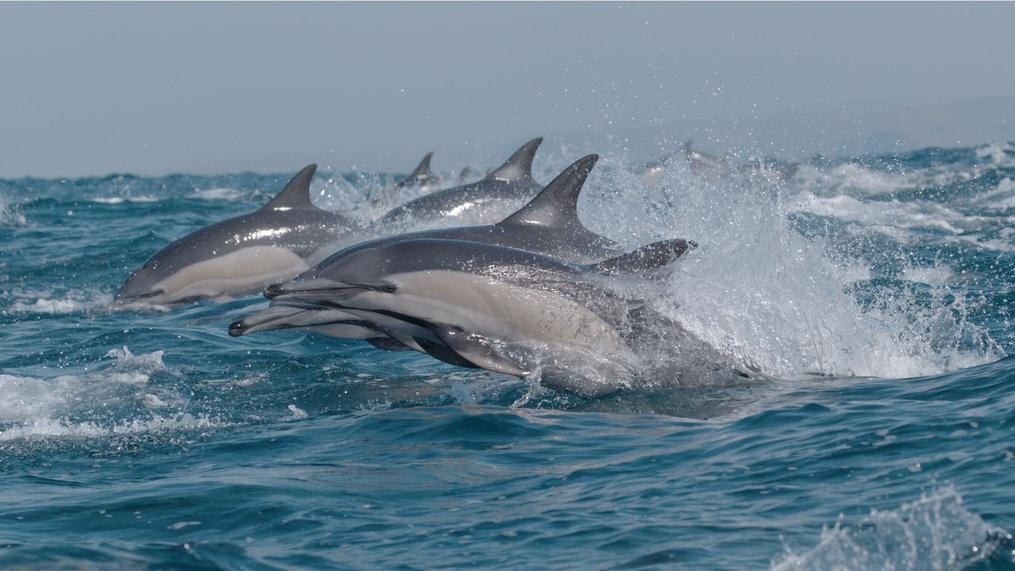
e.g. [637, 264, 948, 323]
[229, 155, 643, 340]
[116, 137, 756, 396]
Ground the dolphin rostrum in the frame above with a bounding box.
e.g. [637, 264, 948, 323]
[256, 236, 723, 397]
[115, 164, 362, 306]
[229, 154, 653, 339]
[378, 137, 545, 228]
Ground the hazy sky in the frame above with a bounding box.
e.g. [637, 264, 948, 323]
[1, 2, 1013, 178]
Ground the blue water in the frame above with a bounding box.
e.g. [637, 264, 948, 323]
[3, 143, 1015, 569]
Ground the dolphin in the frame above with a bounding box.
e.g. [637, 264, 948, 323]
[228, 154, 654, 339]
[457, 165, 476, 184]
[257, 237, 727, 397]
[368, 151, 443, 211]
[397, 151, 441, 191]
[115, 164, 362, 306]
[378, 137, 545, 228]
[642, 140, 732, 187]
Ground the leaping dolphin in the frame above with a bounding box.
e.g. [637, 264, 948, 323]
[115, 164, 362, 306]
[257, 237, 727, 397]
[378, 137, 545, 228]
[229, 154, 663, 339]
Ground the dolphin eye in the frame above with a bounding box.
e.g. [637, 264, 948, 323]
[379, 284, 396, 293]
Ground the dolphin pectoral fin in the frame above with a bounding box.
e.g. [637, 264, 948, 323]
[367, 337, 414, 352]
[485, 137, 542, 182]
[431, 326, 528, 377]
[415, 339, 481, 369]
[263, 164, 321, 211]
[591, 239, 698, 275]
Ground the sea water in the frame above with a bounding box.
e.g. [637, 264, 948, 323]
[2, 142, 1015, 569]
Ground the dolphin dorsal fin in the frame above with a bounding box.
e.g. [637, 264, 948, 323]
[485, 137, 542, 182]
[497, 154, 598, 231]
[264, 164, 319, 210]
[407, 152, 433, 181]
[591, 239, 697, 275]
[396, 152, 434, 188]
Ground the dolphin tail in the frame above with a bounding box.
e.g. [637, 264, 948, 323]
[591, 239, 697, 275]
[485, 137, 543, 182]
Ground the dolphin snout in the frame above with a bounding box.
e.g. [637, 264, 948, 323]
[263, 278, 371, 301]
[113, 282, 165, 305]
[264, 283, 287, 299]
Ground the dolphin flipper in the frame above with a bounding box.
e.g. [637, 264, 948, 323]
[367, 337, 414, 352]
[416, 338, 482, 369]
[485, 137, 542, 182]
[591, 239, 697, 275]
[432, 325, 528, 376]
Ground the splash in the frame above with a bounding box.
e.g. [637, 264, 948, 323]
[4, 288, 115, 315]
[565, 147, 1005, 380]
[772, 487, 1013, 571]
[0, 193, 26, 226]
[0, 346, 183, 441]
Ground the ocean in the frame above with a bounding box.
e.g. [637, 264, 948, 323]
[2, 142, 1015, 569]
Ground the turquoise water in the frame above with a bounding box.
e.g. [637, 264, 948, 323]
[2, 143, 1015, 569]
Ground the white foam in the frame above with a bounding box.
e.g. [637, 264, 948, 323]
[90, 195, 160, 204]
[972, 177, 1015, 211]
[0, 413, 224, 442]
[286, 404, 308, 420]
[772, 487, 1010, 571]
[901, 264, 955, 285]
[788, 192, 994, 237]
[0, 194, 26, 225]
[976, 142, 1015, 168]
[188, 187, 245, 201]
[5, 289, 113, 315]
[0, 347, 173, 430]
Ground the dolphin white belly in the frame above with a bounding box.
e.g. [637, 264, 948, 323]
[153, 246, 309, 303]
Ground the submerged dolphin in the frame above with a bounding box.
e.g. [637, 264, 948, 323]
[229, 154, 654, 338]
[378, 137, 545, 228]
[257, 237, 723, 397]
[115, 165, 361, 306]
[642, 140, 732, 184]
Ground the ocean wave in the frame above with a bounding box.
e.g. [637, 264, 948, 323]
[188, 187, 247, 201]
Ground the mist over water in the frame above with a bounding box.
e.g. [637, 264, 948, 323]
[2, 139, 1015, 569]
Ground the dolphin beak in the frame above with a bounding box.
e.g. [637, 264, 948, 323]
[228, 303, 314, 336]
[230, 302, 367, 337]
[263, 278, 375, 301]
[113, 285, 165, 305]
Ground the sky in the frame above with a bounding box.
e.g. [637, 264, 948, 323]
[1, 2, 1013, 178]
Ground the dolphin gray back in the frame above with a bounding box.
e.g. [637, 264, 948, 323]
[377, 137, 545, 227]
[115, 164, 358, 304]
